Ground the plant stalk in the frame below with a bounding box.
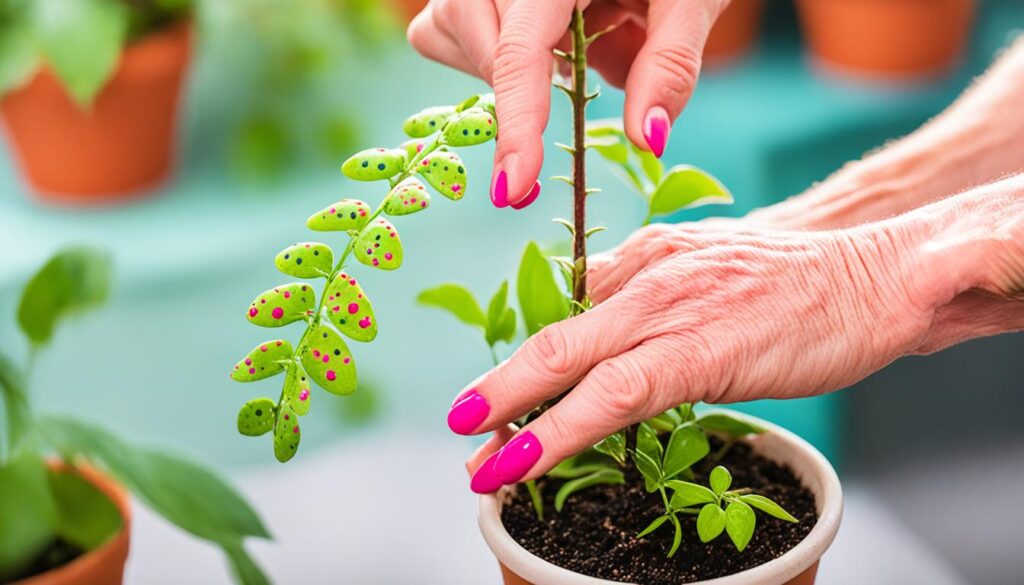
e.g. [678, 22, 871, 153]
[569, 8, 589, 310]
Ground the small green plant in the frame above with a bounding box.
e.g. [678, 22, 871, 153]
[0, 247, 269, 584]
[0, 0, 193, 105]
[419, 9, 796, 559]
[230, 93, 498, 461]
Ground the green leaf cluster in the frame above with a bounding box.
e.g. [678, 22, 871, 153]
[1, 247, 270, 584]
[232, 94, 498, 460]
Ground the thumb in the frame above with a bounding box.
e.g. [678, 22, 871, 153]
[489, 0, 575, 207]
[623, 0, 726, 157]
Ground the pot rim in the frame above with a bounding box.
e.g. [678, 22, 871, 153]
[11, 460, 132, 585]
[478, 410, 843, 585]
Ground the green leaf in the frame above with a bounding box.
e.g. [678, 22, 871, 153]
[301, 326, 357, 396]
[637, 148, 664, 186]
[273, 403, 300, 463]
[403, 105, 455, 138]
[593, 431, 626, 465]
[306, 199, 372, 232]
[485, 281, 516, 346]
[740, 494, 798, 523]
[0, 11, 38, 95]
[41, 416, 270, 579]
[554, 469, 624, 512]
[384, 177, 431, 216]
[341, 147, 407, 181]
[697, 412, 766, 437]
[418, 150, 468, 200]
[442, 107, 496, 146]
[666, 480, 716, 509]
[546, 451, 617, 479]
[237, 398, 276, 437]
[324, 271, 378, 343]
[0, 451, 57, 582]
[726, 500, 757, 551]
[668, 514, 683, 557]
[525, 480, 543, 521]
[516, 242, 569, 336]
[417, 284, 487, 331]
[710, 466, 732, 495]
[662, 423, 710, 480]
[49, 468, 122, 551]
[696, 503, 726, 543]
[33, 0, 129, 105]
[245, 283, 316, 328]
[274, 243, 333, 279]
[632, 448, 663, 493]
[0, 353, 30, 458]
[637, 421, 663, 463]
[636, 514, 670, 538]
[649, 165, 733, 218]
[17, 246, 111, 346]
[648, 409, 682, 433]
[355, 218, 403, 271]
[221, 539, 272, 585]
[230, 340, 293, 383]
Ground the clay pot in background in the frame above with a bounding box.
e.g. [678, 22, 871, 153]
[796, 0, 976, 81]
[0, 22, 192, 204]
[704, 0, 766, 68]
[479, 413, 843, 585]
[13, 463, 132, 585]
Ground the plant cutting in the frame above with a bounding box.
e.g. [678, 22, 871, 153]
[1, 247, 270, 585]
[0, 0, 193, 201]
[229, 92, 498, 462]
[796, 0, 976, 81]
[421, 9, 841, 585]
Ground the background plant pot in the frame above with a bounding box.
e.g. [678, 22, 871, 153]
[0, 22, 192, 204]
[704, 0, 765, 68]
[478, 414, 842, 585]
[13, 462, 131, 585]
[796, 0, 975, 80]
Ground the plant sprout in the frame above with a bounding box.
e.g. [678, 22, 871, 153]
[230, 93, 498, 462]
[418, 9, 796, 559]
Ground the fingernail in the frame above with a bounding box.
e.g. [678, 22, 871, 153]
[447, 389, 490, 435]
[470, 451, 504, 494]
[511, 181, 541, 210]
[490, 169, 509, 208]
[643, 106, 670, 158]
[493, 431, 543, 484]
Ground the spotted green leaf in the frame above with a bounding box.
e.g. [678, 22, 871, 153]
[417, 150, 467, 200]
[274, 243, 332, 279]
[739, 494, 798, 523]
[237, 398, 276, 437]
[400, 138, 428, 160]
[301, 326, 356, 395]
[281, 363, 311, 416]
[443, 107, 496, 146]
[726, 500, 756, 551]
[341, 147, 407, 181]
[384, 177, 431, 216]
[710, 466, 732, 495]
[649, 165, 733, 218]
[246, 283, 315, 327]
[306, 199, 371, 232]
[273, 403, 300, 463]
[403, 105, 455, 138]
[697, 503, 726, 543]
[230, 340, 293, 382]
[355, 218, 403, 271]
[323, 271, 378, 342]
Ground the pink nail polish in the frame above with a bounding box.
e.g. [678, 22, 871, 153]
[490, 170, 509, 208]
[511, 181, 541, 210]
[470, 451, 504, 494]
[493, 431, 543, 484]
[643, 106, 670, 158]
[447, 389, 490, 435]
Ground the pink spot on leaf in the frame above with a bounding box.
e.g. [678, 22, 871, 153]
[326, 370, 337, 381]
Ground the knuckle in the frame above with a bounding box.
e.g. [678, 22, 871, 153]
[648, 45, 702, 102]
[589, 359, 651, 418]
[525, 325, 575, 377]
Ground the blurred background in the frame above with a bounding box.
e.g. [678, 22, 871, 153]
[1, 0, 1022, 583]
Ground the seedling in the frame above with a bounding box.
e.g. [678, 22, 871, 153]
[418, 9, 796, 559]
[230, 93, 498, 461]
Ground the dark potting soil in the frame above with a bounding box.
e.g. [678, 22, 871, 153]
[6, 538, 85, 583]
[501, 439, 818, 585]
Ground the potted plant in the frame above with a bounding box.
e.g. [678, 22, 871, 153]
[417, 11, 842, 584]
[704, 0, 765, 68]
[1, 247, 271, 584]
[0, 0, 193, 202]
[796, 0, 976, 80]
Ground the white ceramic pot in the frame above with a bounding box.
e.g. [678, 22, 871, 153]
[478, 412, 843, 585]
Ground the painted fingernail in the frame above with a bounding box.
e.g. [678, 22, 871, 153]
[470, 451, 504, 494]
[493, 431, 543, 484]
[490, 169, 509, 208]
[643, 106, 670, 158]
[511, 181, 541, 210]
[447, 389, 490, 435]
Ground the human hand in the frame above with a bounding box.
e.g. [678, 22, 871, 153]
[407, 0, 730, 208]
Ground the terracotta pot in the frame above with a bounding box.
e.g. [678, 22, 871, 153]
[13, 462, 132, 585]
[704, 0, 765, 68]
[796, 0, 975, 80]
[0, 22, 192, 203]
[390, 0, 428, 23]
[479, 413, 843, 585]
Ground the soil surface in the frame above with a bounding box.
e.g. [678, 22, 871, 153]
[502, 438, 818, 585]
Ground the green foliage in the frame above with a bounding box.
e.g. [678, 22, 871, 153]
[17, 246, 111, 346]
[740, 494, 799, 523]
[710, 465, 732, 495]
[554, 468, 624, 512]
[725, 501, 756, 551]
[0, 451, 57, 582]
[233, 94, 497, 462]
[697, 411, 766, 437]
[649, 166, 733, 220]
[662, 423, 710, 480]
[517, 241, 570, 336]
[49, 468, 123, 552]
[593, 431, 626, 465]
[0, 352, 29, 458]
[697, 503, 726, 543]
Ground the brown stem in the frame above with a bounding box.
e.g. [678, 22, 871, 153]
[570, 8, 588, 307]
